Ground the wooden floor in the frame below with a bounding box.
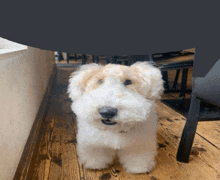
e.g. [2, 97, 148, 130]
[17, 66, 219, 180]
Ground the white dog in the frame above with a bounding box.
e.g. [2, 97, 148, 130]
[67, 62, 164, 173]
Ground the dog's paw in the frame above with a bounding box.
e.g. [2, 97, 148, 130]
[125, 162, 155, 173]
[124, 160, 155, 174]
[81, 159, 110, 170]
[77, 145, 115, 170]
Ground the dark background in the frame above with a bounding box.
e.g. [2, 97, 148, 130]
[1, 1, 219, 77]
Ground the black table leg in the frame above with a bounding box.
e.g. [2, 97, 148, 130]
[179, 68, 188, 99]
[162, 71, 169, 92]
[82, 54, 87, 64]
[96, 55, 99, 64]
[58, 52, 64, 61]
[176, 95, 201, 163]
[66, 53, 69, 64]
[124, 60, 129, 65]
[172, 69, 181, 90]
[107, 56, 116, 64]
[92, 55, 95, 63]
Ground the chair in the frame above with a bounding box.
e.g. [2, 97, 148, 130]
[176, 58, 220, 163]
[130, 52, 194, 98]
[66, 53, 87, 64]
[155, 52, 194, 98]
[56, 52, 64, 61]
[66, 53, 78, 63]
[107, 55, 132, 65]
[107, 53, 194, 98]
[94, 55, 108, 64]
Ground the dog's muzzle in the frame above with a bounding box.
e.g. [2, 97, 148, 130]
[99, 106, 118, 125]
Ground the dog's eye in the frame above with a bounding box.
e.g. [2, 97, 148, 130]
[98, 79, 104, 84]
[124, 79, 132, 86]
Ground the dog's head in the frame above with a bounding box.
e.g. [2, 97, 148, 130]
[68, 62, 164, 132]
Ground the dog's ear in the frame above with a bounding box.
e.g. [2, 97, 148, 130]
[67, 63, 101, 101]
[131, 61, 164, 100]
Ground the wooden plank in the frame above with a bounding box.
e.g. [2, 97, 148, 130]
[55, 97, 82, 180]
[196, 121, 220, 148]
[156, 55, 194, 66]
[47, 69, 82, 180]
[48, 117, 63, 180]
[154, 102, 219, 180]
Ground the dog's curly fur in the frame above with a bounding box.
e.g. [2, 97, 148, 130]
[67, 62, 164, 173]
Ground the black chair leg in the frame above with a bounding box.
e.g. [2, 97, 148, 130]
[92, 55, 95, 63]
[176, 94, 201, 163]
[162, 71, 169, 91]
[107, 56, 116, 64]
[96, 55, 99, 64]
[82, 54, 87, 64]
[106, 56, 109, 64]
[124, 60, 129, 65]
[58, 52, 64, 61]
[75, 54, 77, 61]
[172, 69, 180, 90]
[66, 53, 69, 64]
[179, 68, 188, 99]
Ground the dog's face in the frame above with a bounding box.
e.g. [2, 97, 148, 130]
[68, 62, 164, 132]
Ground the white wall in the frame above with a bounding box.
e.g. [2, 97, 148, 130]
[0, 39, 55, 180]
[0, 37, 27, 54]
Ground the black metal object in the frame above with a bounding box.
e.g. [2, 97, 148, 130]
[172, 69, 181, 90]
[107, 55, 116, 64]
[59, 53, 110, 65]
[66, 53, 82, 63]
[82, 54, 87, 64]
[153, 51, 194, 98]
[176, 95, 201, 163]
[175, 58, 220, 163]
[60, 51, 194, 99]
[57, 52, 64, 61]
[162, 71, 169, 91]
[179, 68, 188, 99]
[96, 55, 99, 64]
[106, 55, 150, 66]
[159, 61, 194, 98]
[158, 60, 193, 71]
[115, 56, 130, 65]
[66, 53, 70, 63]
[153, 51, 194, 61]
[161, 98, 220, 121]
[92, 55, 95, 63]
[106, 53, 193, 98]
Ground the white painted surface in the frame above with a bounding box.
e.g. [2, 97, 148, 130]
[0, 38, 55, 180]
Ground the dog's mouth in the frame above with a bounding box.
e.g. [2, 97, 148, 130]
[101, 119, 117, 126]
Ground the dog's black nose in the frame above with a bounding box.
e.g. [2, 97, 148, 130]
[99, 106, 118, 118]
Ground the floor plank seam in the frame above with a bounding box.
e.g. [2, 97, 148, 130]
[195, 132, 220, 150]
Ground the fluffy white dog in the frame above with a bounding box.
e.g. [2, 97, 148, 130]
[67, 62, 164, 173]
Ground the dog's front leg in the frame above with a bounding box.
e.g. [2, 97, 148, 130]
[118, 144, 157, 173]
[76, 144, 116, 170]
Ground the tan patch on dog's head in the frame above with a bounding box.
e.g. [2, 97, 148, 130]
[83, 64, 154, 98]
[68, 62, 164, 101]
[77, 66, 103, 91]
